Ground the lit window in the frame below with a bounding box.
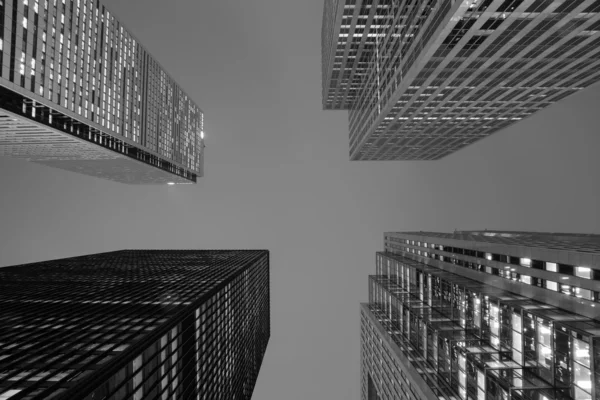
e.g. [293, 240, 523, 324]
[575, 267, 591, 279]
[485, 253, 492, 261]
[546, 262, 557, 272]
[520, 258, 531, 267]
[546, 281, 558, 291]
[0, 389, 23, 400]
[575, 287, 592, 300]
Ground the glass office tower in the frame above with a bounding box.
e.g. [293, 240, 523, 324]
[361, 231, 600, 400]
[0, 0, 204, 184]
[0, 250, 270, 400]
[322, 0, 600, 160]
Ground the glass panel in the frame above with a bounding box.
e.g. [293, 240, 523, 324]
[574, 338, 590, 368]
[575, 287, 592, 300]
[575, 267, 592, 280]
[574, 385, 592, 400]
[546, 263, 557, 272]
[512, 312, 522, 332]
[133, 355, 143, 400]
[573, 363, 592, 391]
[459, 354, 467, 400]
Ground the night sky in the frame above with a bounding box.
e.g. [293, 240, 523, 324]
[1, 1, 600, 399]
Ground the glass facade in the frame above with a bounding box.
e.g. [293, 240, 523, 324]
[0, 250, 270, 400]
[364, 250, 600, 400]
[362, 231, 600, 400]
[0, 0, 204, 184]
[322, 0, 600, 160]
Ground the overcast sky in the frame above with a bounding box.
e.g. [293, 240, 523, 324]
[1, 0, 600, 399]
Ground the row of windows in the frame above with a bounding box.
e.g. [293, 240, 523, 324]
[386, 239, 600, 304]
[397, 237, 599, 280]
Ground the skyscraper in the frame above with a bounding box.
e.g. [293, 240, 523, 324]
[322, 0, 600, 160]
[0, 250, 270, 400]
[0, 0, 204, 184]
[361, 231, 600, 400]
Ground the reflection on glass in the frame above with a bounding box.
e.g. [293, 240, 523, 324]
[573, 362, 591, 389]
[477, 370, 485, 400]
[574, 384, 592, 400]
[512, 312, 522, 332]
[459, 354, 466, 400]
[573, 338, 590, 368]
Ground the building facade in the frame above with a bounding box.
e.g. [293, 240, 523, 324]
[0, 250, 270, 400]
[322, 0, 600, 160]
[361, 231, 600, 400]
[0, 0, 204, 184]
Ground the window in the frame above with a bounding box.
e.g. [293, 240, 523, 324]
[559, 264, 574, 275]
[575, 288, 592, 300]
[520, 258, 531, 267]
[575, 267, 591, 280]
[532, 260, 544, 270]
[546, 281, 558, 291]
[0, 390, 23, 400]
[546, 262, 557, 272]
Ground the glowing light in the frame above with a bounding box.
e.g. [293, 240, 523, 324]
[539, 326, 551, 335]
[200, 131, 204, 139]
[577, 381, 592, 390]
[576, 349, 589, 358]
[167, 182, 175, 186]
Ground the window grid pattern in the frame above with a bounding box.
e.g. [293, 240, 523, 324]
[0, 250, 270, 400]
[321, 0, 600, 161]
[0, 0, 204, 183]
[360, 304, 439, 400]
[367, 251, 600, 400]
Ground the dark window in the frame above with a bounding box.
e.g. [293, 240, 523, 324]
[531, 260, 544, 270]
[509, 256, 521, 265]
[368, 373, 381, 400]
[558, 264, 574, 275]
[497, 0, 525, 12]
[481, 18, 505, 30]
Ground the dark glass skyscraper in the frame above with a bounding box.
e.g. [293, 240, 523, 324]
[0, 250, 269, 400]
[322, 0, 600, 160]
[362, 231, 600, 400]
[0, 0, 204, 184]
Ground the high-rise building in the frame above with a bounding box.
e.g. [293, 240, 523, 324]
[0, 0, 204, 184]
[0, 250, 270, 400]
[361, 231, 600, 400]
[322, 0, 600, 161]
